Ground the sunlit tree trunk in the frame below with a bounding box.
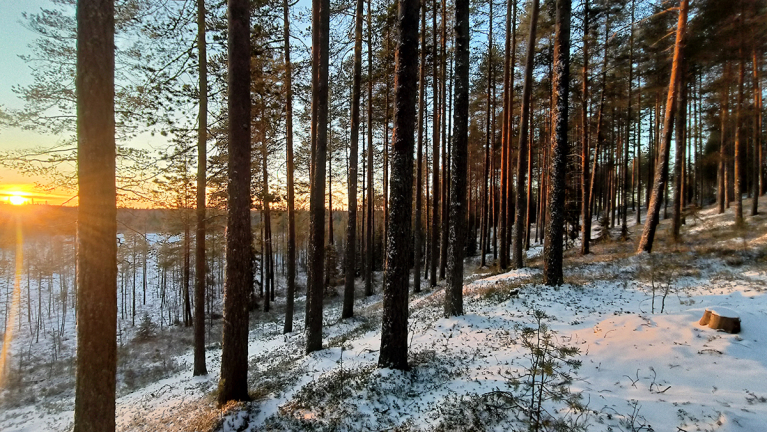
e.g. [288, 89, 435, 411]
[193, 0, 207, 369]
[637, 0, 687, 254]
[283, 0, 297, 333]
[512, 0, 539, 269]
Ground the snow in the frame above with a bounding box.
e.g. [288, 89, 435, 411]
[2, 198, 767, 431]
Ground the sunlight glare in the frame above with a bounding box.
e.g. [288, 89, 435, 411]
[8, 195, 28, 206]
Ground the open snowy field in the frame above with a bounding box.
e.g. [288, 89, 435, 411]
[2, 198, 767, 431]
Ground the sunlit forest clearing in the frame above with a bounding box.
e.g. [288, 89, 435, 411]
[0, 0, 765, 430]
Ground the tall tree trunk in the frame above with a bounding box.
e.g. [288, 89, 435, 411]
[719, 62, 730, 214]
[74, 0, 117, 428]
[751, 48, 760, 215]
[414, 0, 426, 294]
[673, 64, 688, 239]
[430, 0, 440, 286]
[305, 0, 330, 354]
[733, 26, 745, 225]
[194, 0, 208, 370]
[499, 0, 513, 269]
[439, 0, 449, 280]
[637, 0, 687, 253]
[580, 0, 591, 255]
[284, 0, 297, 332]
[505, 0, 517, 260]
[218, 0, 251, 404]
[543, 0, 570, 286]
[365, 0, 374, 296]
[512, 0, 540, 269]
[480, 0, 493, 267]
[445, 0, 469, 317]
[622, 0, 634, 238]
[379, 0, 417, 370]
[343, 0, 363, 319]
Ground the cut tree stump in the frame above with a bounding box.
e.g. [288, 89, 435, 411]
[699, 307, 741, 334]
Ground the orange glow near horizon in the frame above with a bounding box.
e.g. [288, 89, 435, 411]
[0, 184, 71, 206]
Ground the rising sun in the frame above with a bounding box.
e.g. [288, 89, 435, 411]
[8, 194, 29, 206]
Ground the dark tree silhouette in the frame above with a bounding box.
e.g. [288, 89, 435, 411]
[74, 1, 117, 430]
[217, 0, 252, 405]
[378, 0, 417, 371]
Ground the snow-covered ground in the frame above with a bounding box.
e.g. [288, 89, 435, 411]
[2, 198, 767, 431]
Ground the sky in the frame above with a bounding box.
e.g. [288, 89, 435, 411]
[0, 0, 67, 203]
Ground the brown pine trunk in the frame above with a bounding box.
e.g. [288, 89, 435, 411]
[439, 0, 449, 280]
[505, 0, 517, 258]
[379, 0, 418, 370]
[305, 0, 330, 354]
[342, 0, 363, 319]
[512, 0, 540, 268]
[365, 0, 374, 296]
[283, 0, 297, 332]
[543, 0, 570, 286]
[673, 63, 688, 239]
[580, 0, 591, 255]
[74, 0, 117, 428]
[622, 0, 634, 237]
[446, 0, 469, 317]
[719, 62, 730, 214]
[194, 0, 208, 374]
[750, 47, 759, 215]
[733, 31, 745, 225]
[637, 0, 687, 254]
[414, 0, 426, 294]
[218, 0, 251, 404]
[499, 0, 513, 269]
[430, 0, 440, 286]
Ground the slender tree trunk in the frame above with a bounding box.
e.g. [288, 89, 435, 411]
[74, 0, 117, 428]
[719, 62, 730, 214]
[751, 48, 760, 215]
[637, 0, 687, 253]
[543, 0, 570, 286]
[414, 0, 426, 294]
[505, 0, 517, 259]
[283, 0, 297, 332]
[673, 64, 688, 239]
[193, 0, 208, 373]
[580, 0, 590, 255]
[622, 0, 634, 238]
[430, 0, 440, 286]
[733, 28, 745, 225]
[499, 0, 513, 269]
[445, 0, 469, 317]
[512, 0, 540, 269]
[305, 0, 330, 354]
[480, 0, 493, 267]
[379, 0, 418, 370]
[365, 0, 374, 296]
[439, 0, 449, 280]
[343, 0, 363, 319]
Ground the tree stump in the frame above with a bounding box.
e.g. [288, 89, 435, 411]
[699, 307, 741, 334]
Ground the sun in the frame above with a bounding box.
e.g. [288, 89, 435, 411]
[8, 194, 29, 206]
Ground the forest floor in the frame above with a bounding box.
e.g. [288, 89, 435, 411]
[2, 198, 767, 431]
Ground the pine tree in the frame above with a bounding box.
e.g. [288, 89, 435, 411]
[379, 0, 418, 371]
[74, 1, 118, 429]
[218, 0, 252, 404]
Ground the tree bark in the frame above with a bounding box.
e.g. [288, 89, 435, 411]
[193, 0, 208, 374]
[365, 0, 374, 297]
[218, 0, 251, 404]
[511, 0, 539, 269]
[414, 0, 426, 294]
[343, 0, 363, 319]
[430, 0, 440, 286]
[74, 0, 117, 429]
[499, 0, 513, 269]
[580, 0, 591, 255]
[378, 0, 417, 371]
[445, 0, 469, 317]
[305, 0, 330, 354]
[637, 0, 687, 254]
[673, 64, 688, 239]
[733, 30, 745, 225]
[543, 0, 570, 286]
[283, 0, 297, 332]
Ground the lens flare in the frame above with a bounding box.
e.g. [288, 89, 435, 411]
[8, 195, 27, 206]
[0, 216, 23, 387]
